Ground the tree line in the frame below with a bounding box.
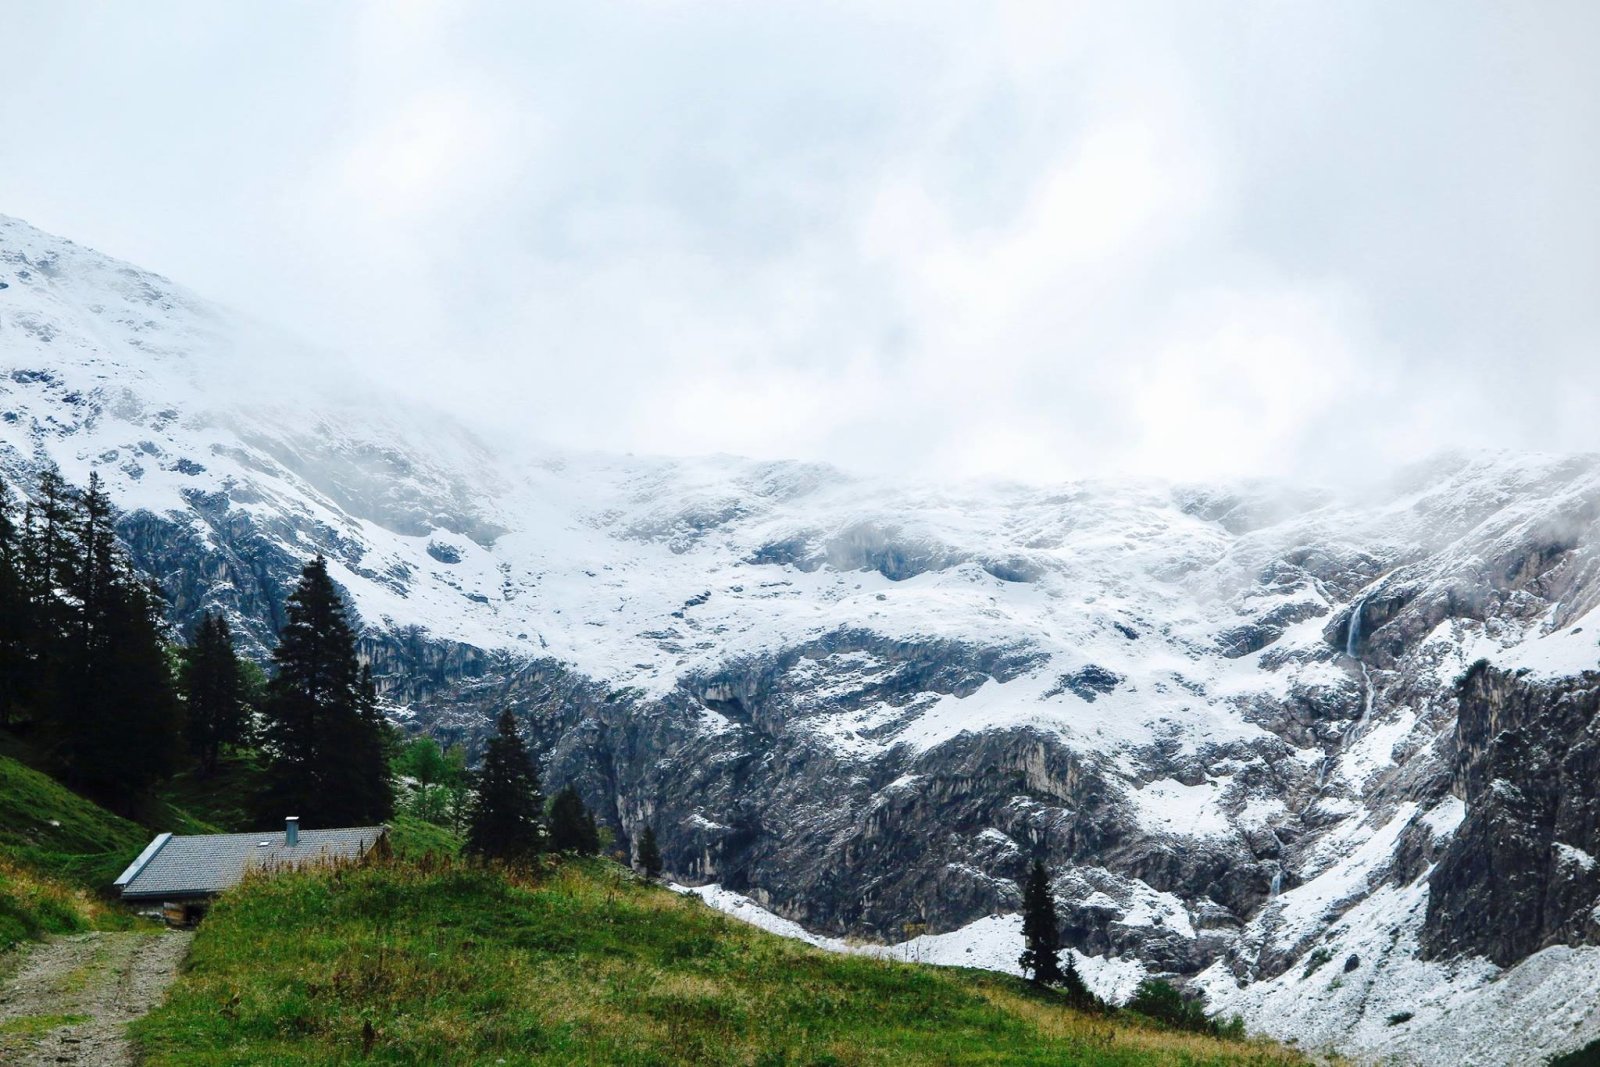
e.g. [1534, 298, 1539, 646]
[0, 467, 393, 822]
[459, 704, 661, 879]
[0, 469, 182, 808]
[0, 467, 663, 875]
[1020, 858, 1243, 1036]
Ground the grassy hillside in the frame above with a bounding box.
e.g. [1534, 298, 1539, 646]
[386, 814, 463, 859]
[134, 857, 1306, 1066]
[0, 753, 155, 948]
[0, 854, 118, 949]
[0, 754, 151, 890]
[157, 752, 266, 834]
[0, 737, 465, 956]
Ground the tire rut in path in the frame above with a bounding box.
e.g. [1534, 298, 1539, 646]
[0, 929, 192, 1066]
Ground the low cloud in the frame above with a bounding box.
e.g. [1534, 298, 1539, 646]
[2, 1, 1596, 485]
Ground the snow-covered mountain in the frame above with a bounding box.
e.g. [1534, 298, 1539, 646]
[6, 213, 1600, 1064]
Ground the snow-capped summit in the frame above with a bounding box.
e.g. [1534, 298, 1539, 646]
[6, 214, 1600, 1064]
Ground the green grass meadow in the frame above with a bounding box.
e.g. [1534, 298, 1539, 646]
[133, 856, 1308, 1067]
[0, 740, 1311, 1066]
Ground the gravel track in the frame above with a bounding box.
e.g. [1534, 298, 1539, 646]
[0, 930, 191, 1066]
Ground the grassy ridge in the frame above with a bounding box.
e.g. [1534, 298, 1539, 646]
[385, 814, 462, 860]
[0, 855, 114, 948]
[0, 754, 155, 948]
[134, 857, 1306, 1066]
[0, 753, 151, 887]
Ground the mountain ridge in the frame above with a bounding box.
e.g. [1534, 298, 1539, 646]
[5, 213, 1600, 1064]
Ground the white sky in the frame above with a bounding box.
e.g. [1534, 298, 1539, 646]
[2, 1, 1597, 483]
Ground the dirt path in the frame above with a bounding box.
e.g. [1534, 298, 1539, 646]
[0, 929, 191, 1066]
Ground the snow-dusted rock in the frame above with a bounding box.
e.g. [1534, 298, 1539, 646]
[6, 213, 1600, 1064]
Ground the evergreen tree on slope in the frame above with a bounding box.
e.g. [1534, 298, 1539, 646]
[183, 611, 250, 776]
[0, 478, 29, 728]
[259, 556, 393, 826]
[1016, 859, 1094, 1003]
[636, 824, 663, 880]
[1019, 859, 1064, 987]
[465, 707, 545, 861]
[17, 468, 77, 736]
[549, 785, 600, 856]
[52, 474, 181, 808]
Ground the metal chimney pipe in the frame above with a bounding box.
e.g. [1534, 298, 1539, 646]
[285, 816, 299, 847]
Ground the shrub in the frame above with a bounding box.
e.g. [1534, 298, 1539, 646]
[1126, 978, 1222, 1036]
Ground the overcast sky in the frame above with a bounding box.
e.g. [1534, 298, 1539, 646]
[2, 1, 1597, 483]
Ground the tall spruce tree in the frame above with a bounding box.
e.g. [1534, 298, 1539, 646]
[259, 556, 393, 826]
[464, 708, 545, 861]
[50, 474, 182, 809]
[636, 824, 663, 880]
[1019, 859, 1064, 986]
[183, 611, 250, 776]
[18, 468, 77, 735]
[89, 577, 185, 805]
[28, 467, 75, 607]
[548, 785, 600, 855]
[343, 663, 394, 822]
[0, 478, 28, 728]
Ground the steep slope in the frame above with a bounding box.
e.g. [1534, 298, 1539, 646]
[6, 214, 1600, 1063]
[0, 752, 152, 951]
[0, 754, 150, 892]
[132, 856, 1304, 1066]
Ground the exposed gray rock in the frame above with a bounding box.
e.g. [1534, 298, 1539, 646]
[1423, 663, 1600, 966]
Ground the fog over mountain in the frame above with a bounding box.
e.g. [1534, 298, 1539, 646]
[3, 2, 1599, 482]
[6, 212, 1600, 1064]
[4, 5, 1600, 1065]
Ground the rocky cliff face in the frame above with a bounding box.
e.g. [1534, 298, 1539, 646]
[7, 212, 1600, 1064]
[1424, 663, 1600, 966]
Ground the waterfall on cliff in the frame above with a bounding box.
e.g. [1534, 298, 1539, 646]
[1346, 598, 1365, 658]
[1271, 867, 1284, 898]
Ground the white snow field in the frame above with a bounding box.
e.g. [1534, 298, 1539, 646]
[6, 211, 1600, 1065]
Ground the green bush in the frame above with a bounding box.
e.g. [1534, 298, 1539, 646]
[1301, 947, 1333, 979]
[1125, 978, 1242, 1040]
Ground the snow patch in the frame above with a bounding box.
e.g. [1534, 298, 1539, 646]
[1128, 778, 1233, 840]
[672, 884, 1145, 1004]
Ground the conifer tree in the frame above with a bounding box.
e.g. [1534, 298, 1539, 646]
[85, 576, 184, 804]
[464, 708, 545, 861]
[342, 663, 395, 822]
[1019, 859, 1064, 986]
[72, 473, 118, 629]
[49, 474, 181, 809]
[636, 824, 663, 880]
[1059, 951, 1092, 1005]
[17, 468, 77, 731]
[27, 467, 75, 608]
[0, 478, 29, 728]
[259, 556, 393, 826]
[183, 612, 250, 776]
[549, 785, 600, 855]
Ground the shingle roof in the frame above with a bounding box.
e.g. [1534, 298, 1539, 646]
[115, 826, 386, 900]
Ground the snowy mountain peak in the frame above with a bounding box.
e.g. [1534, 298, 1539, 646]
[6, 214, 1600, 1064]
